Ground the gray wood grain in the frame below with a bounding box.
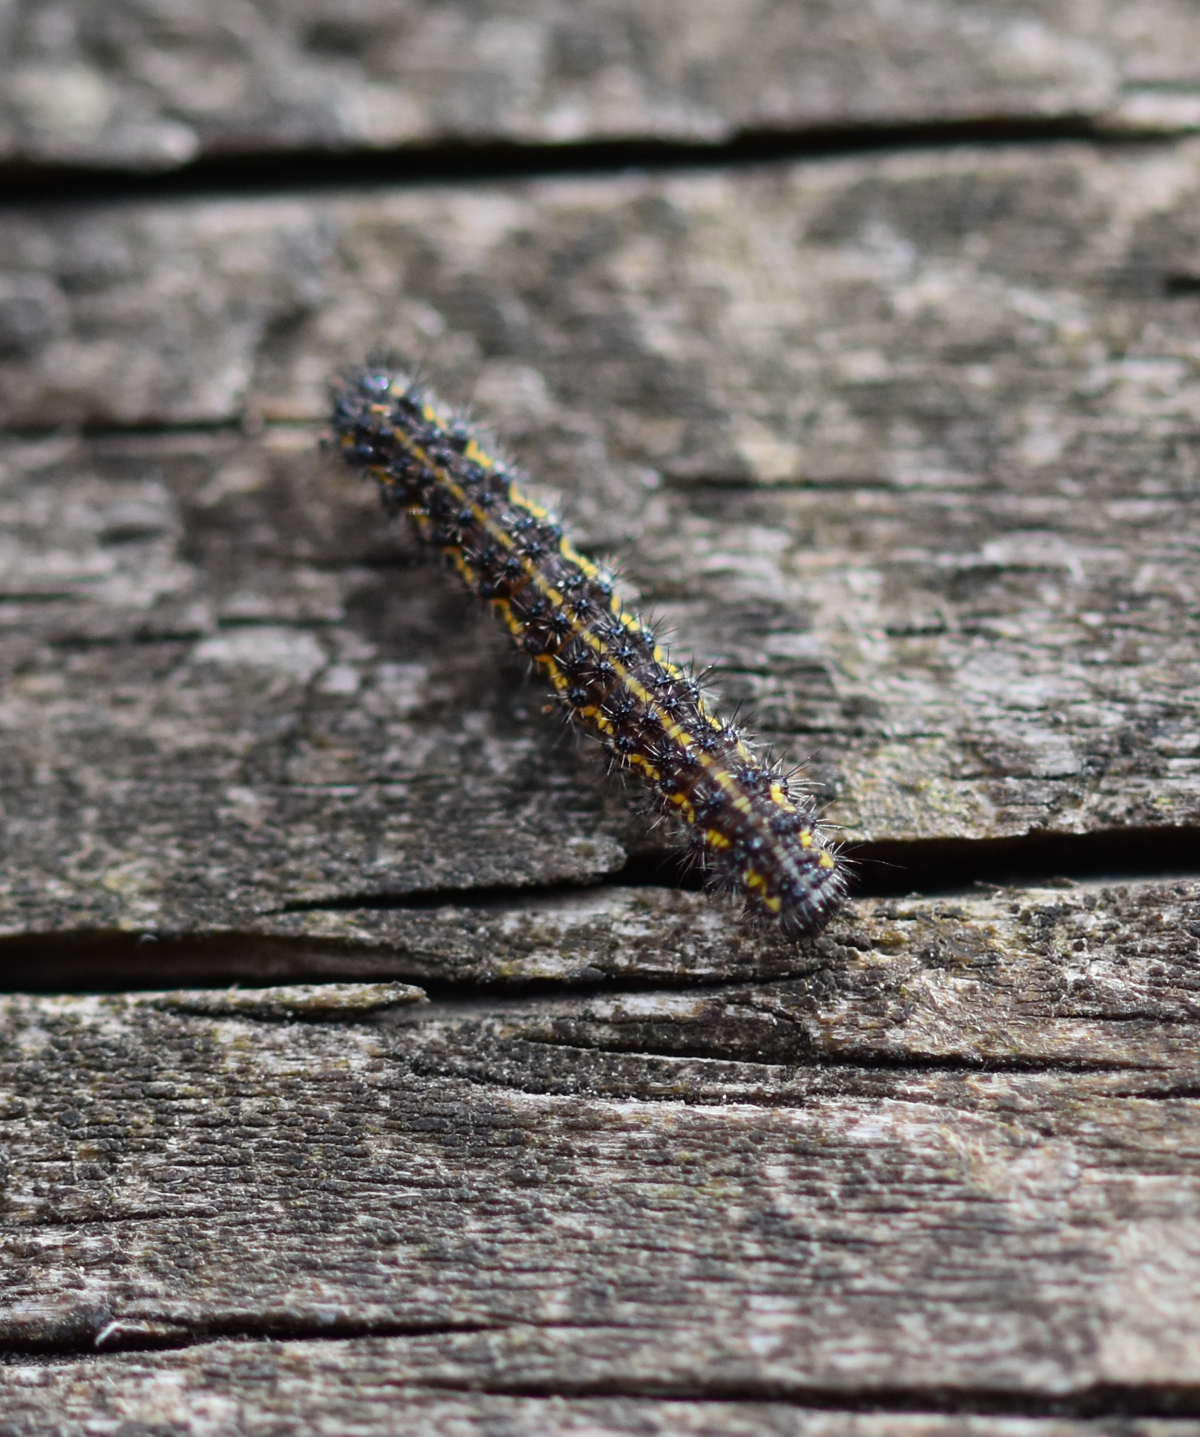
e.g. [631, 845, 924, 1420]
[3, 0, 1199, 172]
[0, 960, 1198, 1403]
[3, 876, 1197, 1026]
[7, 16, 1200, 1424]
[6, 141, 1200, 930]
[3, 1353, 1194, 1437]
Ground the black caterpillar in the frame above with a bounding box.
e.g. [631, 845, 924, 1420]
[331, 368, 847, 937]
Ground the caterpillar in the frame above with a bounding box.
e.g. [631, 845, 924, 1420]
[330, 367, 847, 937]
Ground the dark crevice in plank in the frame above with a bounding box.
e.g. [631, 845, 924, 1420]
[3, 1321, 1200, 1423]
[1106, 1083, 1200, 1101]
[0, 926, 779, 997]
[1, 418, 249, 441]
[0, 114, 1168, 210]
[626, 823, 1200, 898]
[0, 1317, 510, 1359]
[0, 931, 404, 994]
[322, 1381, 1200, 1420]
[2, 824, 1200, 994]
[848, 824, 1200, 896]
[1164, 272, 1200, 295]
[278, 877, 622, 916]
[667, 465, 1200, 493]
[294, 1380, 1200, 1420]
[409, 1032, 1146, 1082]
[278, 824, 1200, 915]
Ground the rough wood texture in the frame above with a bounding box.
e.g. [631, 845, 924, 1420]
[8, 8, 1200, 1432]
[4, 1365, 1196, 1437]
[7, 142, 1200, 932]
[4, 0, 1200, 172]
[0, 941, 1199, 1402]
[3, 877, 1198, 1013]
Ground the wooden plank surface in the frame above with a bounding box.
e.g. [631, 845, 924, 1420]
[0, 963, 1198, 1385]
[7, 6, 1200, 1432]
[4, 0, 1200, 173]
[6, 143, 1200, 934]
[0, 1386, 1183, 1437]
[2, 913, 1200, 1429]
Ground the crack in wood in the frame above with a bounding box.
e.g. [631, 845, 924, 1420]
[0, 117, 1126, 210]
[1, 1326, 1200, 1422]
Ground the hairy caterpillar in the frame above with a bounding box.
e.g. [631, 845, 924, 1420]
[331, 368, 847, 937]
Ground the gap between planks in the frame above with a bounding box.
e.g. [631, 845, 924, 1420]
[3, 1328, 1200, 1423]
[0, 114, 1179, 211]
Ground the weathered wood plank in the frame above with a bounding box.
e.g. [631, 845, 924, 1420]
[0, 972, 1199, 1398]
[8, 32, 1200, 1421]
[3, 876, 1198, 1037]
[8, 131, 1200, 932]
[3, 1352, 1195, 1437]
[386, 880, 1200, 1074]
[0, 424, 628, 935]
[8, 399, 1198, 930]
[13, 139, 1200, 444]
[3, 0, 1199, 172]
